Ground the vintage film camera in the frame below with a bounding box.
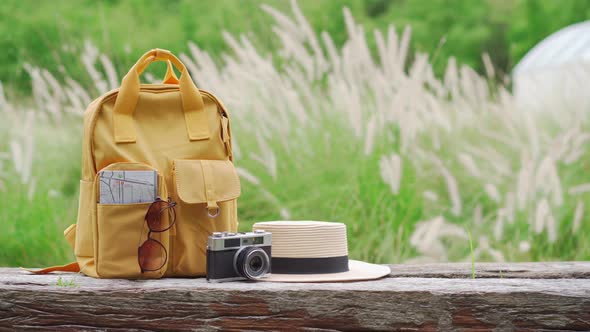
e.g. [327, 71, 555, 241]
[206, 230, 272, 282]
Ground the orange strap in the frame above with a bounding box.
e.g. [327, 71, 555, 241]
[163, 60, 179, 84]
[138, 58, 179, 84]
[21, 262, 80, 274]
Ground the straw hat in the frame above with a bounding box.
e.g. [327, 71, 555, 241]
[252, 221, 390, 282]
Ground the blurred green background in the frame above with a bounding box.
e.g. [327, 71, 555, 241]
[3, 0, 590, 93]
[1, 0, 589, 268]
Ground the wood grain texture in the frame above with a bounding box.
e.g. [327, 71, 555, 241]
[387, 261, 590, 279]
[0, 262, 589, 331]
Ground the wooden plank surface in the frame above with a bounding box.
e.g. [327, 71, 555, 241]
[0, 262, 589, 331]
[387, 261, 590, 279]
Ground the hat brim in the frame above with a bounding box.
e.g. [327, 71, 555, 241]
[260, 260, 391, 283]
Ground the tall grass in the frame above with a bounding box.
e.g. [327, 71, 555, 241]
[1, 1, 589, 266]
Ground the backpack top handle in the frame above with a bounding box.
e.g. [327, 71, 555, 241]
[113, 48, 210, 144]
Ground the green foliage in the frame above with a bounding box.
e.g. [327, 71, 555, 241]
[56, 276, 79, 288]
[0, 119, 81, 267]
[508, 0, 590, 65]
[1, 0, 589, 269]
[1, 0, 589, 93]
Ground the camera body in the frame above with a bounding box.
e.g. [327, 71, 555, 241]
[206, 230, 272, 282]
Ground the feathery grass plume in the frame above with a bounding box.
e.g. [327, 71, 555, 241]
[430, 155, 462, 216]
[569, 183, 590, 195]
[504, 192, 515, 224]
[457, 153, 481, 178]
[534, 156, 563, 207]
[24, 64, 61, 122]
[235, 167, 261, 186]
[8, 111, 35, 185]
[379, 154, 402, 195]
[0, 82, 13, 191]
[473, 204, 483, 226]
[423, 191, 438, 202]
[410, 216, 468, 261]
[516, 156, 534, 211]
[65, 78, 92, 111]
[481, 53, 495, 79]
[364, 116, 377, 155]
[471, 236, 505, 262]
[82, 41, 111, 93]
[25, 61, 92, 119]
[572, 201, 584, 234]
[546, 212, 558, 243]
[564, 140, 587, 164]
[0, 82, 9, 114]
[99, 54, 118, 90]
[494, 209, 505, 240]
[534, 198, 551, 235]
[519, 241, 531, 252]
[485, 183, 501, 203]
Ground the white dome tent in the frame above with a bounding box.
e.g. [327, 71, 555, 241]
[513, 21, 590, 117]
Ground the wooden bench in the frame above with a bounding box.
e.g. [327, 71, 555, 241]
[1, 262, 589, 331]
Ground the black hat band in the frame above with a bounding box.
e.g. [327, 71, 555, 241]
[271, 255, 349, 274]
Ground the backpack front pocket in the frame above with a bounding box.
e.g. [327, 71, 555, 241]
[94, 162, 170, 279]
[170, 159, 240, 276]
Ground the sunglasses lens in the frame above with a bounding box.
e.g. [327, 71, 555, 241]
[138, 238, 166, 271]
[146, 199, 169, 232]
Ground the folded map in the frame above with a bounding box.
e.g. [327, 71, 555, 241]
[99, 170, 158, 204]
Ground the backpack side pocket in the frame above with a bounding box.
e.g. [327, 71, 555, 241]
[74, 180, 95, 258]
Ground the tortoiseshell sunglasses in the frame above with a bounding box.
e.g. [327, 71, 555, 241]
[138, 197, 177, 272]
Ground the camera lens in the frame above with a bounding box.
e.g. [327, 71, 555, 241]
[249, 256, 262, 271]
[234, 246, 270, 280]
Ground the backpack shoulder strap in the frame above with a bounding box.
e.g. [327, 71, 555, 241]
[21, 262, 80, 274]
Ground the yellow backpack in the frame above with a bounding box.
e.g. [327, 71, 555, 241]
[36, 49, 240, 278]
